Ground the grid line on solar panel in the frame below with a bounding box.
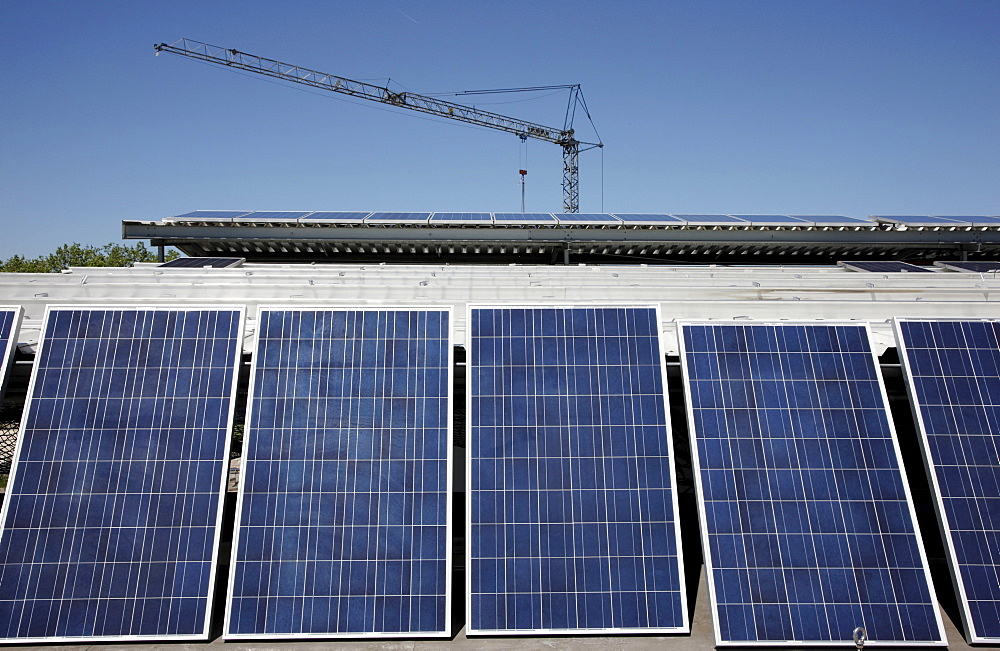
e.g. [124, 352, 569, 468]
[678, 321, 945, 646]
[364, 212, 432, 223]
[0, 307, 21, 404]
[895, 319, 1000, 643]
[467, 305, 688, 635]
[0, 306, 244, 643]
[225, 307, 452, 638]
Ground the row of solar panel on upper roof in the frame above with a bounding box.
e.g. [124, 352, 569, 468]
[163, 211, 1000, 227]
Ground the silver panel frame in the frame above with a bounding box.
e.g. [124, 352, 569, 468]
[676, 319, 946, 647]
[0, 305, 245, 644]
[893, 317, 1000, 645]
[224, 306, 454, 639]
[465, 303, 689, 635]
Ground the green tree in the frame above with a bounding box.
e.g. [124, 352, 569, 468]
[0, 242, 178, 273]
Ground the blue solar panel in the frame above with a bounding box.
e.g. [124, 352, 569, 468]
[896, 319, 1000, 644]
[159, 257, 244, 269]
[675, 215, 746, 224]
[0, 307, 244, 642]
[937, 261, 1000, 273]
[165, 210, 251, 221]
[552, 213, 621, 225]
[468, 306, 687, 634]
[429, 212, 492, 224]
[731, 215, 811, 225]
[839, 261, 932, 273]
[680, 322, 945, 646]
[0, 307, 22, 403]
[226, 308, 452, 638]
[365, 212, 431, 224]
[611, 214, 684, 224]
[232, 211, 312, 221]
[298, 212, 371, 222]
[791, 215, 876, 225]
[874, 216, 971, 226]
[492, 213, 557, 224]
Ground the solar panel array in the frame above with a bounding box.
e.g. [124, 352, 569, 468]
[896, 319, 1000, 643]
[876, 216, 1000, 227]
[159, 257, 245, 269]
[468, 306, 687, 634]
[680, 322, 945, 646]
[839, 261, 932, 273]
[159, 211, 887, 228]
[0, 307, 22, 402]
[226, 308, 452, 638]
[0, 307, 244, 642]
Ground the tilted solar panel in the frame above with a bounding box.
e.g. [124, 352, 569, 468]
[492, 213, 557, 224]
[838, 261, 932, 273]
[895, 319, 1000, 644]
[164, 210, 252, 221]
[874, 216, 972, 227]
[936, 261, 1000, 273]
[159, 257, 245, 269]
[679, 322, 945, 646]
[298, 212, 372, 222]
[226, 308, 452, 638]
[365, 212, 431, 224]
[611, 214, 684, 224]
[0, 307, 244, 643]
[429, 212, 492, 224]
[731, 215, 811, 225]
[552, 213, 621, 225]
[468, 306, 688, 634]
[0, 306, 22, 403]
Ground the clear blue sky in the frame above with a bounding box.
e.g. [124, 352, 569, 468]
[1, 0, 997, 258]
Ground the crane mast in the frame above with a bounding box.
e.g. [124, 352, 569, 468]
[155, 38, 601, 213]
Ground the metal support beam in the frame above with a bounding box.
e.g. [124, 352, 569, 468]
[562, 141, 580, 213]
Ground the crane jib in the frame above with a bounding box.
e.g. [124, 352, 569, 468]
[155, 38, 600, 212]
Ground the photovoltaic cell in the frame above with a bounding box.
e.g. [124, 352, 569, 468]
[0, 307, 244, 643]
[226, 308, 452, 638]
[895, 319, 1000, 643]
[839, 261, 932, 273]
[159, 257, 245, 269]
[0, 307, 22, 403]
[492, 213, 557, 224]
[552, 213, 621, 225]
[468, 306, 687, 634]
[679, 322, 945, 646]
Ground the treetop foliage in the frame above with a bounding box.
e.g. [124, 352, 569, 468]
[0, 242, 178, 273]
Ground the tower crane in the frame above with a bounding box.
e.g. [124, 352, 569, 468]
[155, 38, 602, 213]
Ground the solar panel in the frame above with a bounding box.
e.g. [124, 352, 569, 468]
[364, 212, 432, 224]
[231, 211, 312, 222]
[674, 215, 746, 225]
[839, 261, 933, 273]
[0, 307, 244, 642]
[610, 214, 684, 225]
[731, 215, 811, 225]
[791, 215, 877, 226]
[874, 216, 972, 227]
[936, 261, 1000, 273]
[0, 306, 22, 403]
[298, 212, 372, 223]
[552, 213, 621, 225]
[491, 213, 557, 224]
[226, 308, 452, 638]
[163, 210, 251, 222]
[895, 319, 1000, 644]
[468, 306, 688, 634]
[931, 216, 1000, 226]
[429, 212, 493, 224]
[679, 321, 945, 646]
[159, 257, 245, 269]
